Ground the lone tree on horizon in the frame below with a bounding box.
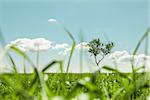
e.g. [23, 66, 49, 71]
[88, 38, 114, 70]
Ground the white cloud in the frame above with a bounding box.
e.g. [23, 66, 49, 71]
[55, 42, 90, 56]
[52, 43, 71, 56]
[48, 18, 57, 23]
[7, 38, 52, 52]
[52, 43, 69, 50]
[76, 42, 89, 51]
[51, 42, 89, 56]
[58, 51, 67, 56]
[30, 38, 52, 52]
[118, 54, 150, 69]
[6, 38, 33, 52]
[101, 51, 150, 72]
[108, 50, 129, 60]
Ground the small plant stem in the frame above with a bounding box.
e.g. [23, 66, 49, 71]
[36, 46, 39, 68]
[94, 55, 104, 71]
[66, 42, 76, 73]
[23, 55, 26, 73]
[94, 56, 98, 67]
[97, 56, 104, 65]
[79, 49, 83, 73]
[66, 56, 71, 73]
[143, 34, 149, 72]
[66, 59, 69, 73]
[131, 58, 136, 99]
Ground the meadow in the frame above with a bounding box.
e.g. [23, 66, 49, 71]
[0, 73, 149, 100]
[0, 28, 150, 100]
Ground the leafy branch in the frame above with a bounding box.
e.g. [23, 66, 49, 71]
[88, 38, 114, 69]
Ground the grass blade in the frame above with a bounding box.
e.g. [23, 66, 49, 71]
[0, 29, 19, 73]
[65, 29, 76, 73]
[10, 46, 36, 68]
[42, 61, 60, 73]
[133, 28, 150, 55]
[113, 87, 125, 100]
[103, 66, 132, 80]
[7, 54, 17, 73]
[0, 28, 6, 46]
[134, 66, 145, 72]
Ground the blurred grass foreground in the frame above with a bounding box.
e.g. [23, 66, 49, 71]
[0, 28, 150, 100]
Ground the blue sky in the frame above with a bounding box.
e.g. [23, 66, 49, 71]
[0, 0, 148, 51]
[0, 0, 149, 72]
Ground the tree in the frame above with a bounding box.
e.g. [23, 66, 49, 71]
[88, 38, 114, 69]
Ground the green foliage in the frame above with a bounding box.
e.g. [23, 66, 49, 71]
[88, 38, 114, 67]
[0, 73, 149, 100]
[88, 38, 102, 56]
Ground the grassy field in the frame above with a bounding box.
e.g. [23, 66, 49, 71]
[0, 73, 149, 100]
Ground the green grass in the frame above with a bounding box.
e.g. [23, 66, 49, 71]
[0, 73, 149, 100]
